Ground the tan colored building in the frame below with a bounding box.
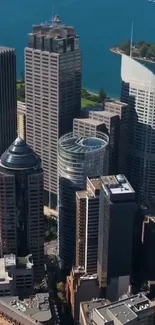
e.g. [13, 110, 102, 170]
[25, 16, 82, 205]
[73, 103, 128, 175]
[73, 118, 105, 137]
[17, 101, 26, 140]
[66, 267, 100, 321]
[76, 178, 101, 274]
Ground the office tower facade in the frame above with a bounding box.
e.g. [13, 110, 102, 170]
[104, 100, 129, 174]
[121, 54, 155, 202]
[58, 132, 109, 267]
[0, 47, 17, 156]
[73, 118, 105, 137]
[89, 110, 120, 174]
[76, 177, 101, 274]
[98, 174, 137, 301]
[0, 137, 44, 281]
[25, 16, 82, 205]
[66, 267, 99, 320]
[17, 101, 26, 140]
[142, 213, 155, 282]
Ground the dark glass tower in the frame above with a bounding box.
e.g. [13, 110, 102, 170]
[0, 47, 17, 156]
[0, 137, 44, 281]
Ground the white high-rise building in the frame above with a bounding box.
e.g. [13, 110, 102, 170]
[121, 54, 155, 203]
[25, 16, 82, 207]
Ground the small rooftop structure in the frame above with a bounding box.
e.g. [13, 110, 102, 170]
[0, 259, 12, 285]
[0, 46, 14, 53]
[76, 177, 101, 200]
[4, 254, 16, 268]
[59, 132, 109, 154]
[101, 174, 135, 202]
[30, 15, 77, 40]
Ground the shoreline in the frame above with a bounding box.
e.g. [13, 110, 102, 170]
[110, 47, 155, 65]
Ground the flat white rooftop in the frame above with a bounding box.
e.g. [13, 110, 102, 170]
[102, 175, 135, 196]
[0, 258, 12, 284]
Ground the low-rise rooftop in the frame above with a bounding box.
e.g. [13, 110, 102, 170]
[1, 293, 52, 324]
[81, 294, 155, 325]
[105, 99, 128, 107]
[76, 177, 101, 199]
[90, 110, 118, 118]
[74, 117, 105, 126]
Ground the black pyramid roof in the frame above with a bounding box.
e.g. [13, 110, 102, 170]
[1, 137, 41, 169]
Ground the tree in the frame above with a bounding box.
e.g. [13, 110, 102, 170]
[90, 94, 98, 102]
[137, 40, 145, 48]
[81, 88, 90, 99]
[57, 292, 67, 303]
[139, 44, 148, 58]
[45, 227, 57, 242]
[57, 282, 65, 292]
[119, 40, 130, 54]
[98, 88, 106, 103]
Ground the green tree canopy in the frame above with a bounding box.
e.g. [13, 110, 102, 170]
[139, 44, 149, 58]
[45, 227, 57, 242]
[119, 40, 130, 55]
[57, 282, 65, 292]
[137, 40, 145, 48]
[146, 48, 154, 58]
[81, 88, 90, 99]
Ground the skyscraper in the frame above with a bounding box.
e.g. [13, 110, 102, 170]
[58, 132, 109, 268]
[25, 15, 82, 206]
[76, 177, 101, 274]
[121, 54, 155, 203]
[0, 47, 17, 156]
[98, 174, 137, 301]
[0, 137, 44, 281]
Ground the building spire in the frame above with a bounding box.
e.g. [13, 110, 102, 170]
[130, 22, 134, 57]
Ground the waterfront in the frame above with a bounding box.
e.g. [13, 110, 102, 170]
[110, 47, 155, 65]
[0, 0, 155, 97]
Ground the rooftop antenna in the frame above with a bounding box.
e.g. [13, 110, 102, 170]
[52, 1, 54, 23]
[130, 21, 134, 57]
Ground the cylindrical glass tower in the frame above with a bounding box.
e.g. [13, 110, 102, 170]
[58, 132, 109, 268]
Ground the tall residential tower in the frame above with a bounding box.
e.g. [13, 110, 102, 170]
[25, 16, 82, 206]
[0, 47, 17, 156]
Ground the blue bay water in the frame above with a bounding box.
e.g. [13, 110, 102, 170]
[0, 0, 155, 97]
